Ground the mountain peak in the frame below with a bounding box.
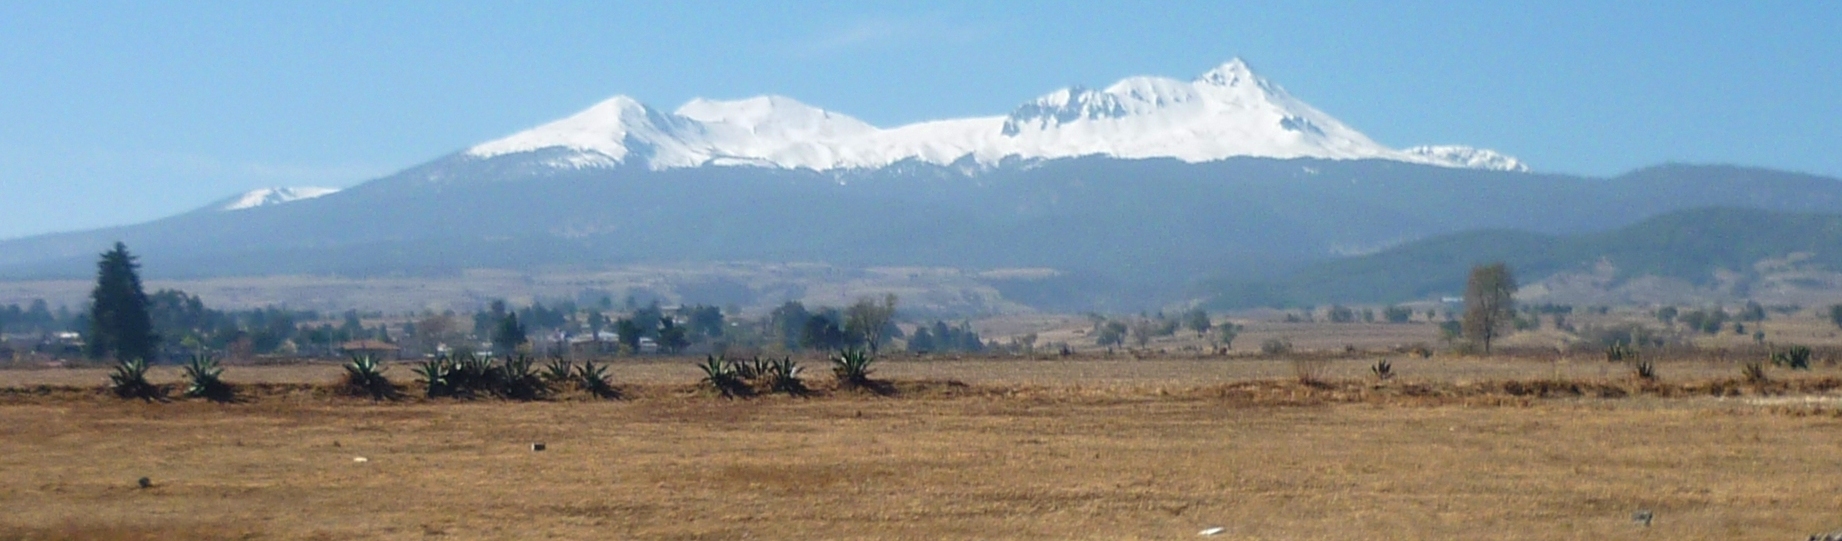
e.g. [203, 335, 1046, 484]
[465, 94, 671, 167]
[1196, 57, 1255, 86]
[461, 59, 1529, 173]
[675, 95, 876, 138]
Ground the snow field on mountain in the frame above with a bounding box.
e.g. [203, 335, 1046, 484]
[466, 59, 1529, 173]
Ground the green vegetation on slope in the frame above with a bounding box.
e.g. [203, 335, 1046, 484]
[1205, 207, 1842, 308]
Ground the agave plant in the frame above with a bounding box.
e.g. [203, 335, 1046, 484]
[1771, 345, 1813, 370]
[499, 355, 545, 400]
[1632, 355, 1658, 381]
[1605, 342, 1638, 363]
[181, 353, 234, 402]
[108, 357, 162, 400]
[445, 352, 501, 398]
[724, 355, 757, 380]
[725, 356, 775, 381]
[341, 354, 396, 400]
[542, 357, 574, 385]
[574, 359, 617, 398]
[413, 357, 454, 398]
[831, 349, 876, 387]
[735, 356, 774, 381]
[766, 356, 808, 395]
[1741, 358, 1769, 384]
[698, 355, 748, 397]
[1369, 359, 1394, 381]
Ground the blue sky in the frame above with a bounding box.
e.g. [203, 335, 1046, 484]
[1, 1, 1837, 239]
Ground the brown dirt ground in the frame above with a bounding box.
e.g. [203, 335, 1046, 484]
[3, 359, 1842, 540]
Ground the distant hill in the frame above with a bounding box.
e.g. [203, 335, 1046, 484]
[4, 158, 1842, 312]
[1203, 207, 1842, 308]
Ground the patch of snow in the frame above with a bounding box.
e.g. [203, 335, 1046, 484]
[465, 58, 1528, 173]
[1404, 145, 1530, 172]
[220, 187, 341, 211]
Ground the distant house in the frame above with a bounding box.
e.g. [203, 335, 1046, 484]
[338, 339, 401, 359]
[568, 331, 620, 355]
[35, 332, 84, 357]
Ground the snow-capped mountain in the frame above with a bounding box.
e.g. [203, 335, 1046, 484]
[24, 58, 1842, 314]
[216, 187, 340, 211]
[466, 59, 1528, 173]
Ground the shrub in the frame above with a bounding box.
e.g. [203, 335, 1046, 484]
[1437, 320, 1463, 342]
[108, 357, 162, 400]
[1291, 357, 1328, 386]
[1370, 359, 1394, 381]
[1741, 358, 1768, 384]
[341, 354, 396, 400]
[831, 349, 876, 387]
[181, 354, 234, 402]
[1771, 345, 1813, 370]
[1260, 338, 1293, 356]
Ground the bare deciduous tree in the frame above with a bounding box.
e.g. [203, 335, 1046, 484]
[1462, 262, 1517, 355]
[844, 294, 898, 354]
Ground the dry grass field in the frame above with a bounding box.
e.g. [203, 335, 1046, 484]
[4, 356, 1842, 540]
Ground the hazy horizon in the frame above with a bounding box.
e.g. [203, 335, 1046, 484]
[2, 2, 1839, 239]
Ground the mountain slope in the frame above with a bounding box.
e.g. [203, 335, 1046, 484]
[3, 157, 1839, 311]
[1206, 207, 1842, 308]
[463, 59, 1526, 173]
[210, 187, 341, 211]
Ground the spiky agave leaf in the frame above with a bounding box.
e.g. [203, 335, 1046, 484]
[1771, 345, 1813, 370]
[440, 352, 504, 398]
[722, 355, 752, 380]
[753, 357, 774, 381]
[413, 358, 453, 398]
[575, 359, 616, 398]
[831, 349, 876, 386]
[698, 355, 732, 381]
[499, 354, 545, 400]
[182, 353, 234, 402]
[1633, 355, 1658, 380]
[341, 354, 395, 400]
[108, 357, 162, 400]
[542, 357, 574, 384]
[767, 356, 808, 395]
[698, 355, 747, 397]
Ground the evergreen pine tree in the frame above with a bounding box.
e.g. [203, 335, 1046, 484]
[87, 242, 158, 362]
[491, 313, 527, 355]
